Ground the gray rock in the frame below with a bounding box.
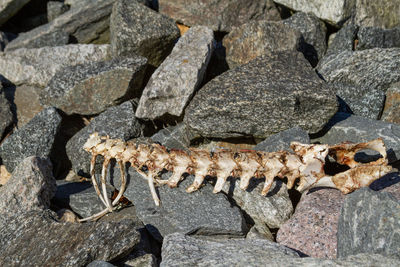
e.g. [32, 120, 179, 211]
[357, 26, 400, 50]
[40, 56, 147, 116]
[158, 0, 281, 32]
[381, 82, 400, 125]
[47, 1, 70, 22]
[0, 107, 61, 173]
[5, 0, 114, 51]
[325, 24, 358, 56]
[254, 126, 310, 152]
[0, 44, 110, 87]
[10, 30, 70, 51]
[337, 187, 400, 259]
[317, 48, 400, 119]
[110, 0, 180, 67]
[273, 0, 355, 26]
[0, 0, 31, 26]
[283, 12, 327, 66]
[223, 20, 303, 69]
[66, 101, 143, 177]
[109, 168, 248, 242]
[0, 85, 13, 138]
[151, 123, 193, 150]
[184, 51, 338, 139]
[135, 26, 215, 120]
[123, 254, 157, 267]
[353, 0, 400, 29]
[87, 261, 116, 267]
[0, 157, 55, 214]
[313, 112, 400, 162]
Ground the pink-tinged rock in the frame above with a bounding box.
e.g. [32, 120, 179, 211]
[276, 188, 345, 259]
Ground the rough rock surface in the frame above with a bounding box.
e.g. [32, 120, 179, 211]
[254, 126, 310, 152]
[0, 0, 31, 26]
[135, 26, 214, 120]
[109, 168, 248, 242]
[0, 107, 61, 173]
[325, 24, 358, 56]
[273, 0, 354, 26]
[353, 0, 400, 29]
[0, 44, 110, 87]
[313, 112, 400, 162]
[357, 26, 400, 50]
[317, 48, 400, 119]
[110, 0, 180, 67]
[185, 51, 338, 139]
[337, 187, 400, 259]
[66, 101, 143, 177]
[5, 0, 114, 51]
[0, 85, 12, 137]
[277, 189, 345, 259]
[381, 82, 400, 124]
[223, 20, 302, 69]
[151, 123, 193, 150]
[47, 1, 69, 22]
[40, 56, 147, 115]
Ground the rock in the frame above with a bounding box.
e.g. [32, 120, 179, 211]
[381, 82, 400, 124]
[184, 51, 338, 139]
[135, 26, 214, 120]
[0, 31, 14, 51]
[158, 0, 281, 32]
[0, 107, 61, 173]
[5, 0, 114, 51]
[254, 126, 310, 152]
[123, 254, 157, 267]
[47, 1, 70, 22]
[87, 261, 116, 267]
[151, 123, 193, 150]
[246, 225, 273, 241]
[109, 168, 248, 242]
[0, 85, 13, 138]
[314, 113, 400, 162]
[277, 189, 344, 259]
[283, 12, 327, 66]
[223, 20, 303, 69]
[357, 26, 400, 50]
[66, 101, 143, 177]
[317, 48, 400, 119]
[325, 24, 358, 56]
[370, 172, 400, 201]
[0, 0, 31, 26]
[40, 56, 148, 116]
[353, 0, 400, 29]
[273, 0, 354, 26]
[110, 0, 180, 67]
[0, 44, 110, 87]
[0, 157, 55, 214]
[337, 187, 400, 259]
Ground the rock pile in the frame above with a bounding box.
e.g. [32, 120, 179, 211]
[0, 0, 399, 265]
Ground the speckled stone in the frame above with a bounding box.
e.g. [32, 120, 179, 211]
[381, 82, 400, 125]
[110, 0, 180, 67]
[254, 126, 310, 152]
[135, 26, 215, 120]
[0, 85, 13, 137]
[184, 50, 338, 139]
[353, 0, 400, 29]
[357, 26, 400, 50]
[276, 188, 344, 259]
[325, 24, 358, 56]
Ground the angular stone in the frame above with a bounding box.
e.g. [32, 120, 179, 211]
[0, 107, 61, 173]
[184, 51, 338, 139]
[357, 26, 400, 50]
[123, 254, 157, 267]
[273, 0, 355, 26]
[87, 261, 116, 267]
[317, 48, 400, 119]
[254, 126, 310, 152]
[5, 0, 114, 51]
[283, 12, 327, 66]
[381, 82, 400, 125]
[314, 113, 400, 162]
[337, 187, 400, 259]
[110, 0, 180, 67]
[151, 123, 193, 150]
[223, 20, 302, 69]
[0, 85, 12, 137]
[277, 189, 344, 259]
[0, 0, 31, 26]
[0, 44, 110, 87]
[135, 26, 214, 120]
[66, 101, 143, 177]
[325, 24, 358, 56]
[0, 157, 55, 214]
[40, 56, 147, 116]
[159, 0, 281, 32]
[47, 1, 69, 22]
[109, 168, 248, 242]
[353, 0, 400, 29]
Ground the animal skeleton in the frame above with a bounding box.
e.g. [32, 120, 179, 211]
[79, 133, 392, 222]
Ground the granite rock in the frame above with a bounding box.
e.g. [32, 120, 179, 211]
[150, 123, 193, 150]
[223, 20, 303, 69]
[0, 107, 61, 173]
[110, 0, 180, 67]
[66, 101, 143, 177]
[357, 26, 400, 50]
[325, 24, 358, 56]
[185, 51, 338, 139]
[47, 1, 69, 22]
[254, 126, 310, 152]
[40, 56, 147, 115]
[135, 26, 214, 120]
[0, 0, 31, 26]
[381, 82, 400, 125]
[87, 261, 116, 267]
[337, 187, 400, 259]
[0, 44, 110, 87]
[317, 48, 400, 119]
[5, 0, 114, 51]
[353, 0, 400, 29]
[0, 85, 13, 138]
[158, 0, 281, 32]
